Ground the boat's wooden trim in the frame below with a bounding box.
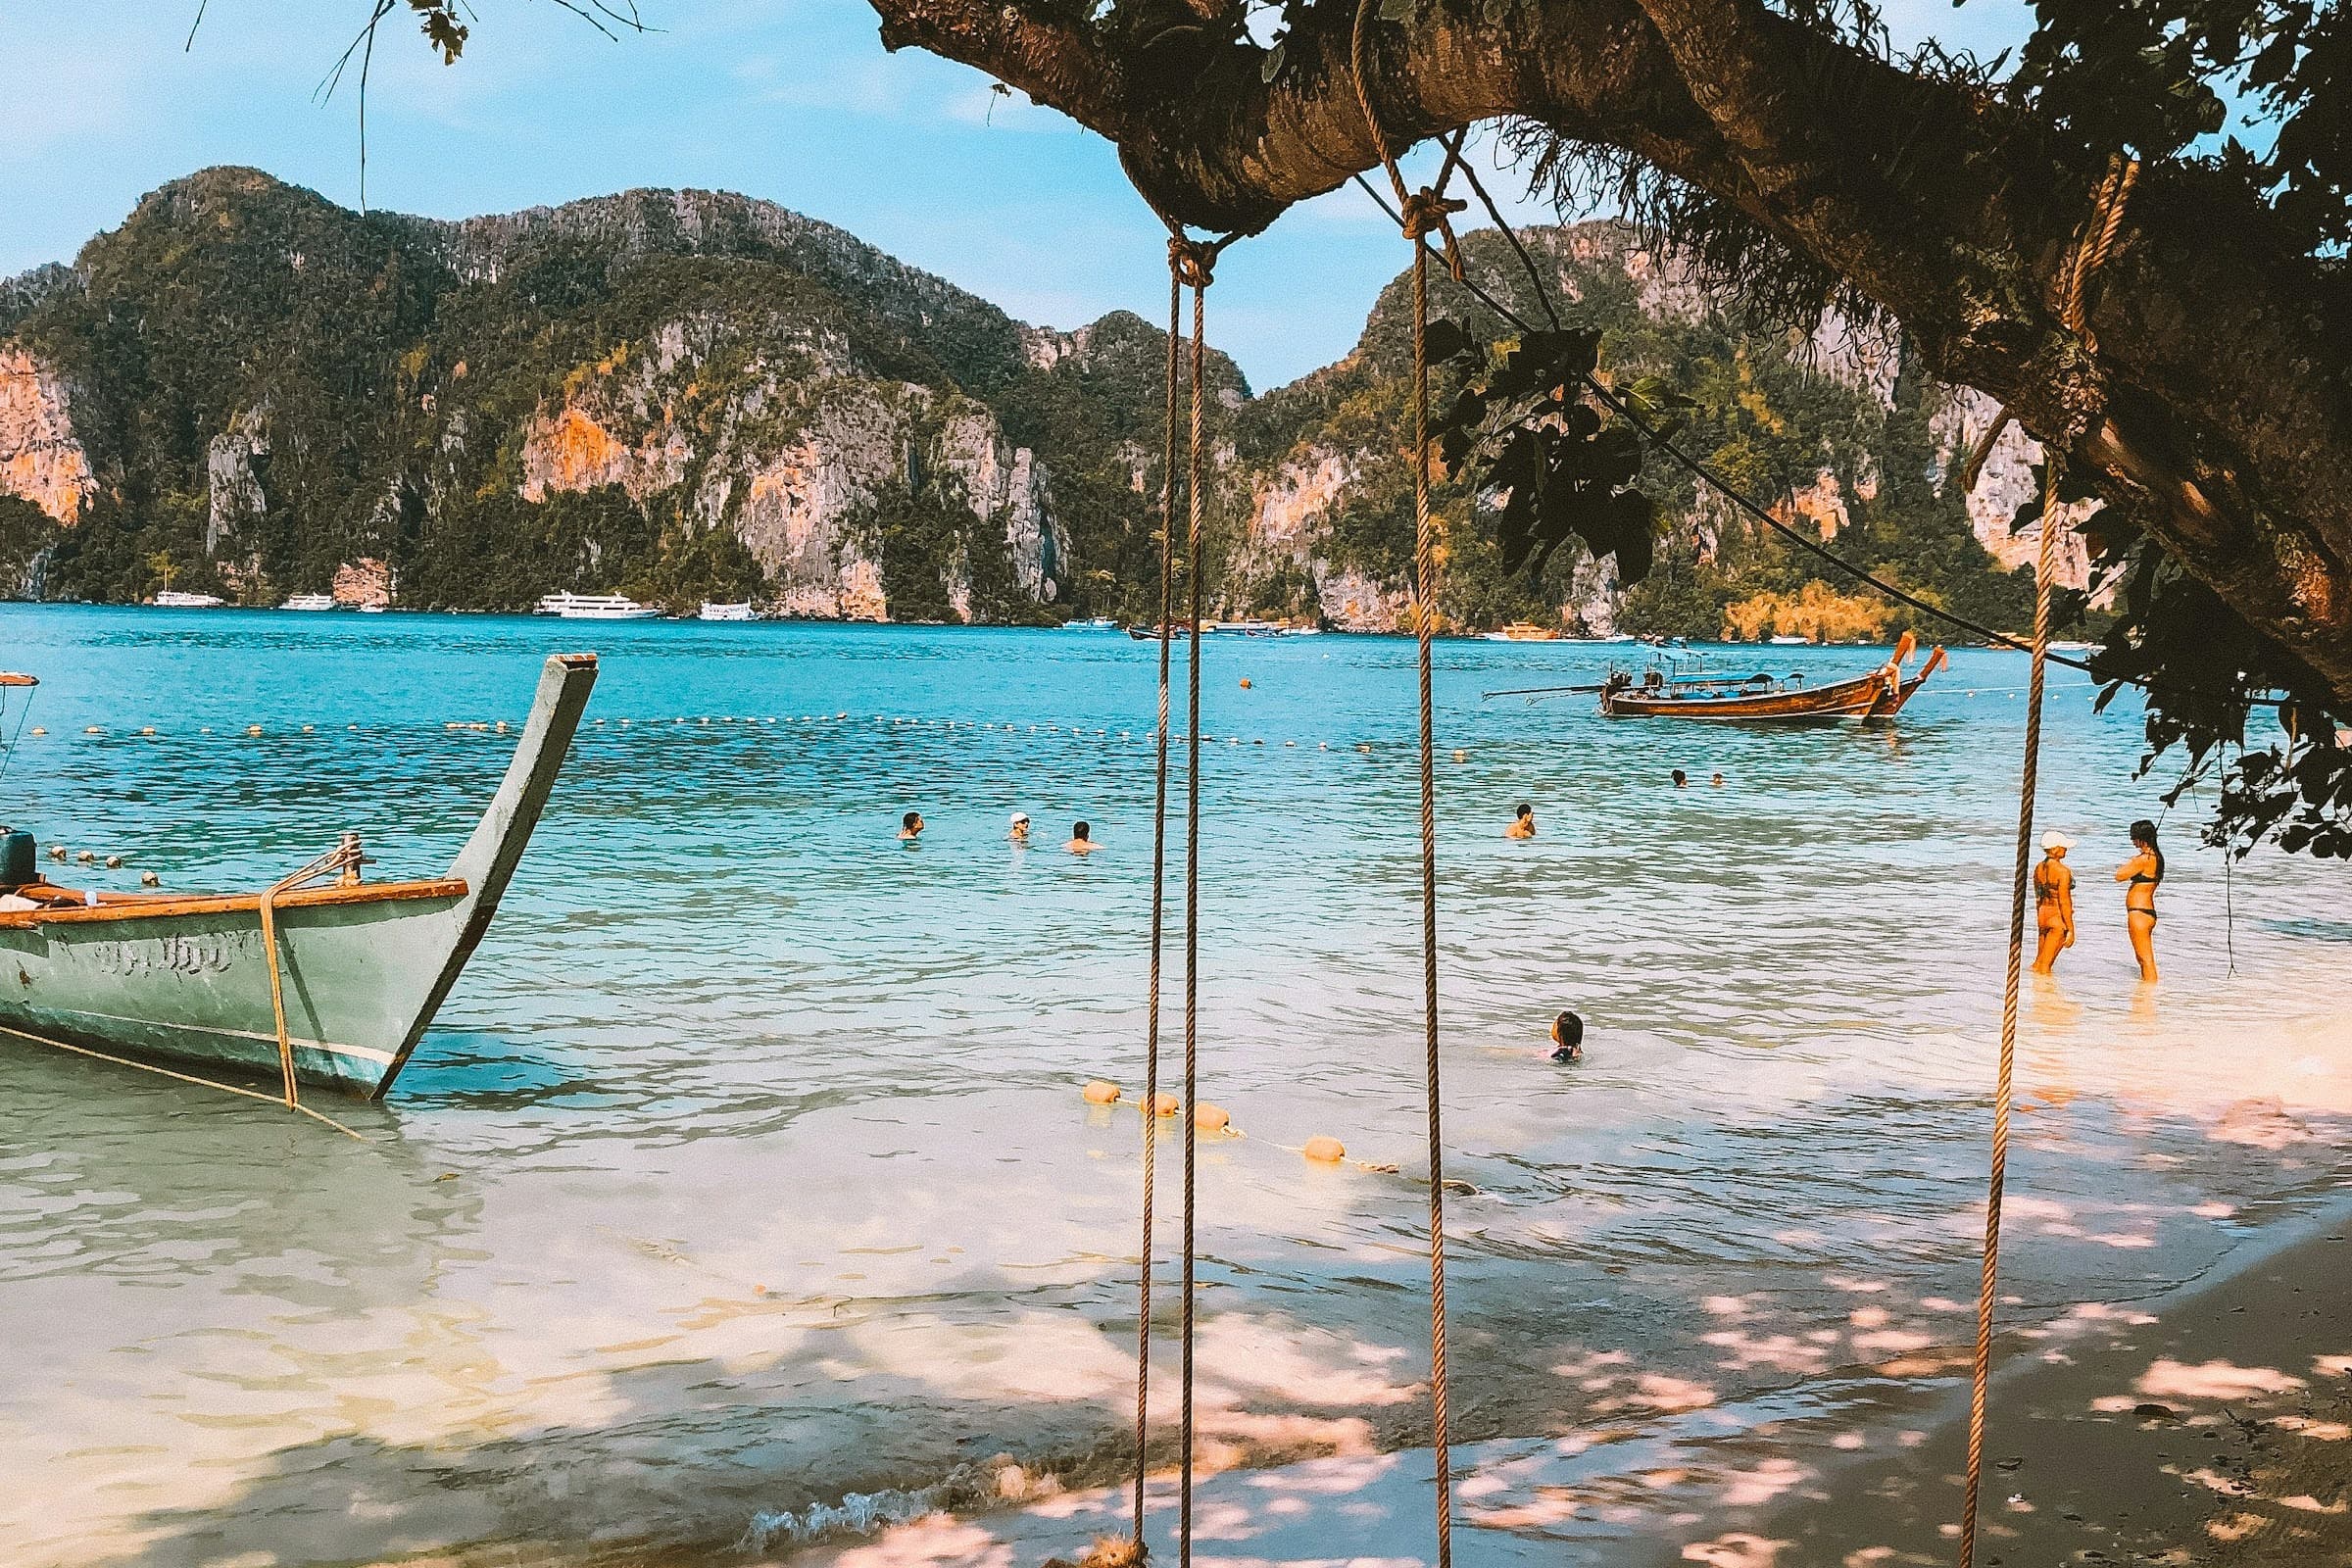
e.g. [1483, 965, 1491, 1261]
[0, 878, 468, 928]
[0, 672, 36, 687]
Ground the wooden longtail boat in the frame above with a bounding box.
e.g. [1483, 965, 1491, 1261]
[0, 653, 598, 1100]
[1599, 634, 1946, 722]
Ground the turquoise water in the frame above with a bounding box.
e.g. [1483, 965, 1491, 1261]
[2, 605, 2347, 1565]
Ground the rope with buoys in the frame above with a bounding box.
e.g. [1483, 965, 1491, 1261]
[1955, 154, 2136, 1568]
[1348, 4, 1461, 1559]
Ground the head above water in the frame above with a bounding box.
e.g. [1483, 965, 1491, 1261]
[902, 810, 922, 832]
[1551, 1009, 1584, 1048]
[1515, 803, 1533, 820]
[1671, 768, 1689, 787]
[1072, 820, 1091, 841]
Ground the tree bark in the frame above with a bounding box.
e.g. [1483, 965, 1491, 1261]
[871, 0, 2352, 701]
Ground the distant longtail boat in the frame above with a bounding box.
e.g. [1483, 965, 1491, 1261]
[1600, 633, 1945, 721]
[0, 653, 598, 1100]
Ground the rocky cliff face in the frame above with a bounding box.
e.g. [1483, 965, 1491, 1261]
[0, 349, 91, 526]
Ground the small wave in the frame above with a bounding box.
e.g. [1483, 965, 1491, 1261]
[737, 1456, 1066, 1553]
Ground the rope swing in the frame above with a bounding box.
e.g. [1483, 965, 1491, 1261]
[1348, 4, 1462, 1559]
[1955, 154, 2136, 1568]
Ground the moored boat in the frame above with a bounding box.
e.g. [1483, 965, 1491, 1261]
[150, 590, 225, 609]
[280, 593, 339, 612]
[1599, 634, 1944, 722]
[698, 601, 755, 621]
[1063, 616, 1120, 631]
[1484, 621, 1561, 642]
[536, 591, 660, 620]
[0, 654, 599, 1099]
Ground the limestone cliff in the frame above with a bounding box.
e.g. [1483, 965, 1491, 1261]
[0, 349, 92, 526]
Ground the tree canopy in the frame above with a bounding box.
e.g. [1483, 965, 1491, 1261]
[270, 2, 2352, 852]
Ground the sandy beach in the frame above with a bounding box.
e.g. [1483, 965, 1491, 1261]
[779, 1197, 2352, 1568]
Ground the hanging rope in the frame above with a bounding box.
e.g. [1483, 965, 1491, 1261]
[1955, 159, 2136, 1568]
[1348, 6, 1458, 1561]
[1128, 254, 1183, 1556]
[1172, 229, 1223, 1568]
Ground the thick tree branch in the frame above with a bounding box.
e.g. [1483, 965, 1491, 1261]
[865, 0, 2352, 700]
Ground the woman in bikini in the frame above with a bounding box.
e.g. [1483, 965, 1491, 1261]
[2114, 818, 2164, 982]
[2031, 829, 2076, 974]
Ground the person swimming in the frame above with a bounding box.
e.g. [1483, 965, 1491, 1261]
[1709, 771, 1725, 787]
[1066, 820, 1101, 854]
[1505, 803, 1536, 839]
[1549, 1009, 1584, 1063]
[2032, 829, 2077, 974]
[1671, 768, 1689, 788]
[899, 810, 924, 842]
[1008, 811, 1031, 845]
[2115, 818, 2163, 982]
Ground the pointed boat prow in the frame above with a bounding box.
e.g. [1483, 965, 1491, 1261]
[449, 653, 600, 946]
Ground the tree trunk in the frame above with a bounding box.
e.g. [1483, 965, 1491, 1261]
[870, 0, 2352, 700]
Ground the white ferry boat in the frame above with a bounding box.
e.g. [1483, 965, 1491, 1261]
[1769, 634, 1812, 646]
[535, 591, 661, 620]
[698, 601, 755, 622]
[280, 593, 338, 612]
[150, 591, 225, 609]
[1063, 616, 1119, 631]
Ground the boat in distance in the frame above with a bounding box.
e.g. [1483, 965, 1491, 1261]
[1063, 616, 1120, 631]
[1483, 621, 1561, 642]
[280, 592, 339, 612]
[1600, 633, 1945, 721]
[698, 601, 755, 621]
[150, 590, 225, 609]
[0, 654, 599, 1099]
[536, 591, 660, 620]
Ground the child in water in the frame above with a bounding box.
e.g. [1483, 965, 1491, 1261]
[1549, 1009, 1584, 1063]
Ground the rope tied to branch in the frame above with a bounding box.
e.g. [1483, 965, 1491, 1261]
[1345, 5, 1455, 1564]
[1959, 153, 2139, 491]
[1954, 157, 2137, 1568]
[1167, 234, 1221, 291]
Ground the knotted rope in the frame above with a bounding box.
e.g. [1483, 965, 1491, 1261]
[1348, 4, 1457, 1561]
[1955, 158, 2136, 1568]
[1959, 155, 2139, 490]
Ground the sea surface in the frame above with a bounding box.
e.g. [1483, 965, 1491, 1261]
[1, 605, 2347, 1567]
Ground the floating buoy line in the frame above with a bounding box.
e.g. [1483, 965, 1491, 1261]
[1076, 1078, 1396, 1174]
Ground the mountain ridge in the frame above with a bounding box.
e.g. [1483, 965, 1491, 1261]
[0, 167, 2051, 637]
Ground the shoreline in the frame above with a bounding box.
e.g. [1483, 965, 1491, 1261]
[778, 1193, 2352, 1568]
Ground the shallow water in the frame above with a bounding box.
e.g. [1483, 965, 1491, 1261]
[1, 605, 2346, 1566]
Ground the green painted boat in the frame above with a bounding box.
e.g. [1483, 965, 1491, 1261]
[0, 652, 598, 1100]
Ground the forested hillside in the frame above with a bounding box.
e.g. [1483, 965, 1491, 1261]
[0, 169, 2054, 635]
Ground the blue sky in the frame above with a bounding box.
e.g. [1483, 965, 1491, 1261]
[0, 0, 2034, 389]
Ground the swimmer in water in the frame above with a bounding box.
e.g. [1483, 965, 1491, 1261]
[1008, 811, 1031, 845]
[1671, 768, 1689, 788]
[1505, 802, 1536, 839]
[2031, 829, 2077, 974]
[1066, 820, 1101, 854]
[1549, 1009, 1584, 1063]
[899, 810, 924, 842]
[2115, 818, 2163, 982]
[1710, 771, 1725, 787]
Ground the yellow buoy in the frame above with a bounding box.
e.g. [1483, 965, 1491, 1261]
[1151, 1092, 1181, 1118]
[1193, 1102, 1231, 1132]
[105, 855, 123, 869]
[27, 726, 43, 736]
[302, 724, 316, 734]
[139, 726, 157, 736]
[1452, 749, 1466, 762]
[140, 871, 161, 887]
[1302, 1135, 1347, 1163]
[1082, 1080, 1121, 1105]
[245, 724, 264, 737]
[82, 725, 102, 735]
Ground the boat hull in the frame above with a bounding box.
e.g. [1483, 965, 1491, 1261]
[0, 888, 468, 1096]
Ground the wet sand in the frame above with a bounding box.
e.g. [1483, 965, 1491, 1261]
[781, 1198, 2352, 1568]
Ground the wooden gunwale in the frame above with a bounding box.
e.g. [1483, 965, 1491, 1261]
[0, 878, 467, 929]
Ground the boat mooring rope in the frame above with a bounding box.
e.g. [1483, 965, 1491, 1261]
[1348, 6, 1462, 1558]
[0, 1020, 370, 1141]
[1956, 157, 2135, 1568]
